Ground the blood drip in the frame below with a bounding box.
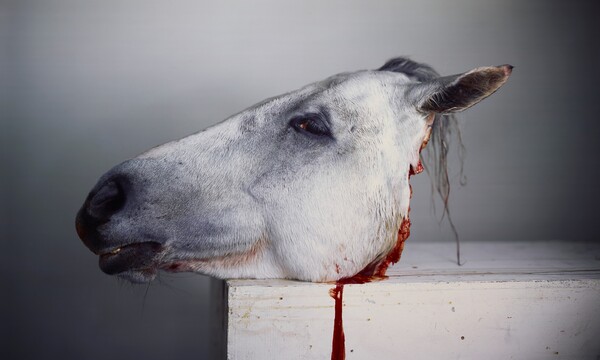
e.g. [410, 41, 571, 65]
[329, 284, 345, 360]
[329, 274, 383, 360]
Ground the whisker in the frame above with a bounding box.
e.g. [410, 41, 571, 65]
[155, 272, 195, 297]
[140, 280, 151, 318]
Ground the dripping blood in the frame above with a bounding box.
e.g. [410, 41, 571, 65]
[330, 284, 345, 360]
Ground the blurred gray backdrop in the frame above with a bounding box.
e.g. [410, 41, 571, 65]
[2, 0, 599, 359]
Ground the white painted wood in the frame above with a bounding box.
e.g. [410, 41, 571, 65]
[222, 241, 600, 360]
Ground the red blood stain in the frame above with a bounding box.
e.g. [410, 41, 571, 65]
[329, 284, 345, 360]
[338, 273, 383, 285]
[373, 217, 411, 277]
[409, 160, 424, 176]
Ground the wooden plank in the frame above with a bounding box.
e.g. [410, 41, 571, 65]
[223, 242, 600, 359]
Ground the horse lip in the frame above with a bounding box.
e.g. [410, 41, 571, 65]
[98, 241, 163, 276]
[97, 246, 122, 256]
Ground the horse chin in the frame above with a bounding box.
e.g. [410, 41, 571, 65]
[116, 268, 158, 283]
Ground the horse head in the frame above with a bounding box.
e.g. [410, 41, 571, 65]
[76, 57, 512, 283]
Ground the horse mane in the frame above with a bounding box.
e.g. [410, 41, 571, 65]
[378, 57, 466, 265]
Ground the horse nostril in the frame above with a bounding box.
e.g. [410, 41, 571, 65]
[87, 180, 126, 221]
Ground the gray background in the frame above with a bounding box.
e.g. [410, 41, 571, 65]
[2, 0, 599, 359]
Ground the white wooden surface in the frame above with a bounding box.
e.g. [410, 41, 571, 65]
[221, 241, 600, 360]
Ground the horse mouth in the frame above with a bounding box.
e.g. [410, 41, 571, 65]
[98, 241, 163, 283]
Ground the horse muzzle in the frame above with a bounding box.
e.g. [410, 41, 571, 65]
[75, 161, 167, 283]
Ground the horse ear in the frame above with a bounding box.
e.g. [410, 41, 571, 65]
[412, 65, 513, 114]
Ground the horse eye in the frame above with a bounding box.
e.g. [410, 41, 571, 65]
[290, 115, 331, 137]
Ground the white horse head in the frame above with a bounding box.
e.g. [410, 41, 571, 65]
[76, 57, 512, 283]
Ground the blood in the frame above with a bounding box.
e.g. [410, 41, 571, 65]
[372, 217, 411, 277]
[409, 160, 424, 176]
[329, 284, 345, 360]
[329, 273, 390, 360]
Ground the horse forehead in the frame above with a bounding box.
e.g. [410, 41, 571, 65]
[318, 70, 411, 102]
[247, 70, 411, 118]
